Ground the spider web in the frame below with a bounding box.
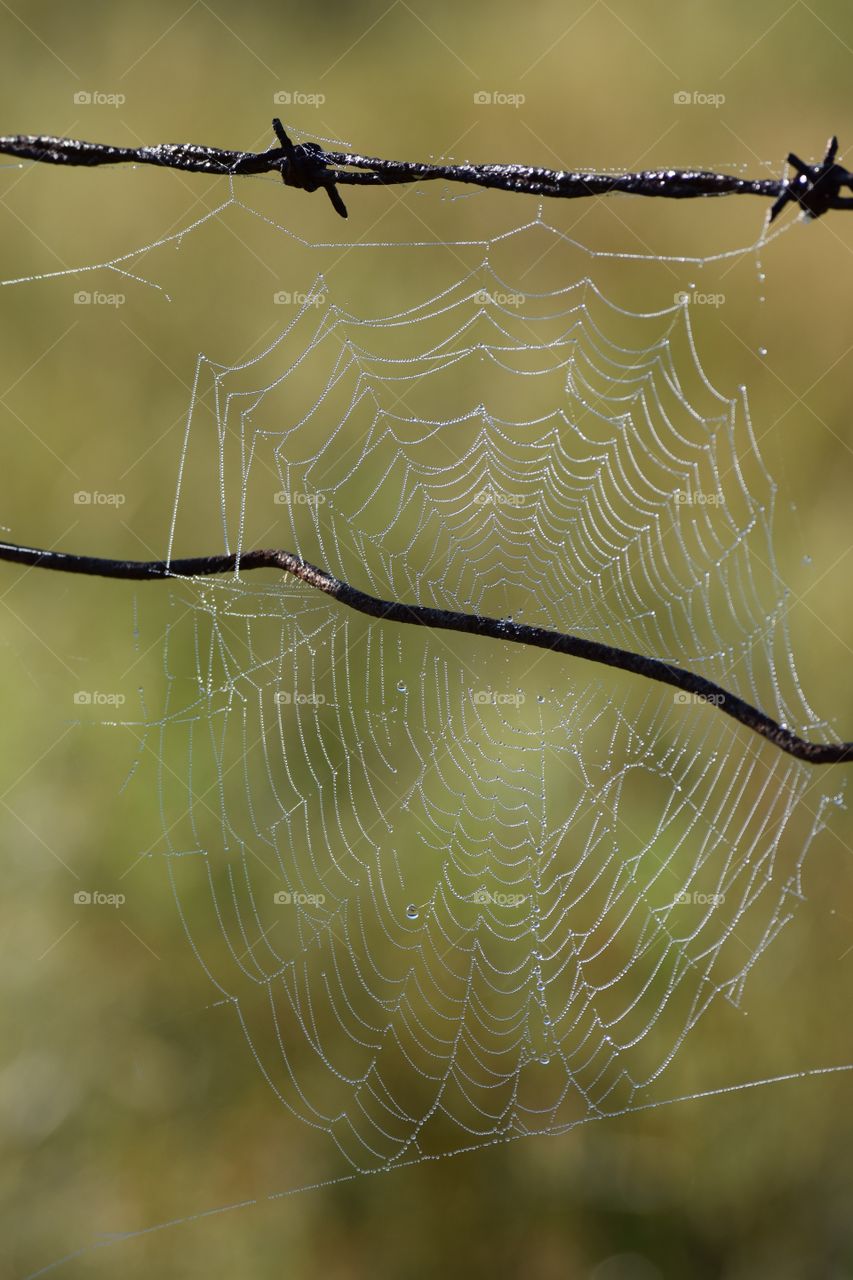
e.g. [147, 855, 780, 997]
[5, 152, 850, 1254]
[149, 186, 845, 1173]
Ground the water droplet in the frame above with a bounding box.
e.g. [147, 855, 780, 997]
[397, 681, 407, 693]
[758, 272, 766, 282]
[536, 694, 545, 704]
[405, 904, 419, 920]
[758, 347, 768, 357]
[803, 555, 812, 565]
[543, 1015, 552, 1026]
[539, 1055, 550, 1066]
[535, 845, 544, 856]
[536, 979, 545, 991]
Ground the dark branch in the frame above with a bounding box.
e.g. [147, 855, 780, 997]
[1, 121, 852, 222]
[1, 538, 849, 766]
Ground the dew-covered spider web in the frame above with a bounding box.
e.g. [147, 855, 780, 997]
[6, 147, 851, 1241]
[154, 189, 849, 1170]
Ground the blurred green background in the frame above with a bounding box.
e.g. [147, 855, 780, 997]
[3, 2, 853, 1277]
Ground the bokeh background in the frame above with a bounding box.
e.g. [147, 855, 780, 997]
[3, 2, 853, 1277]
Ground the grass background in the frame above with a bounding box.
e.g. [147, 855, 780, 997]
[3, 2, 853, 1277]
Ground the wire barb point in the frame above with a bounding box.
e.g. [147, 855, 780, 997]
[270, 118, 348, 218]
[769, 135, 853, 223]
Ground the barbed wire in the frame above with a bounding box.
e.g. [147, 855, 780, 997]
[0, 538, 850, 766]
[1, 119, 852, 222]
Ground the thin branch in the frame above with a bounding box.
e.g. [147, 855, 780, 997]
[0, 538, 849, 766]
[0, 120, 851, 222]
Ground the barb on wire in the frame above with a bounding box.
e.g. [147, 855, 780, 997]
[1, 120, 852, 222]
[0, 538, 850, 766]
